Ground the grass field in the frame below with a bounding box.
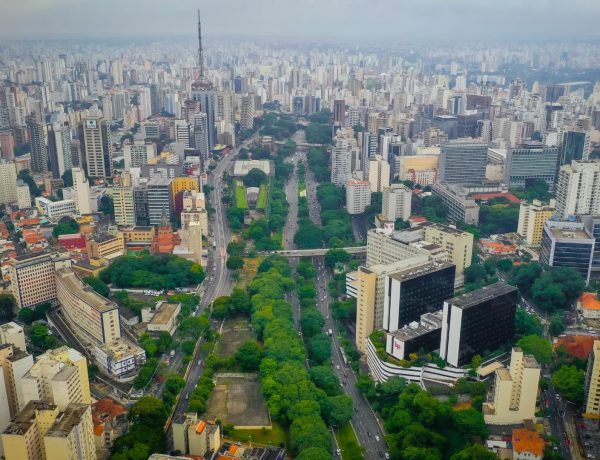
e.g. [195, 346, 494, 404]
[336, 423, 364, 460]
[237, 257, 261, 288]
[256, 183, 268, 210]
[235, 181, 248, 209]
[228, 421, 288, 448]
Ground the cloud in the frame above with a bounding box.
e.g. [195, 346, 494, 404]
[0, 0, 599, 41]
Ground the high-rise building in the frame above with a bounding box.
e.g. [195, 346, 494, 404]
[559, 130, 591, 166]
[16, 181, 31, 209]
[539, 219, 595, 284]
[171, 177, 200, 211]
[440, 283, 519, 367]
[383, 261, 455, 332]
[0, 161, 17, 205]
[584, 341, 600, 417]
[333, 99, 345, 126]
[345, 180, 371, 215]
[555, 160, 600, 219]
[47, 123, 72, 178]
[27, 118, 48, 173]
[147, 175, 172, 225]
[439, 141, 487, 184]
[10, 251, 71, 309]
[331, 131, 360, 187]
[582, 215, 600, 277]
[112, 186, 136, 226]
[367, 155, 390, 192]
[0, 322, 26, 351]
[172, 413, 221, 457]
[381, 184, 412, 222]
[483, 347, 540, 424]
[504, 144, 560, 188]
[517, 199, 556, 245]
[240, 94, 254, 131]
[72, 167, 91, 215]
[430, 183, 480, 225]
[0, 132, 15, 161]
[0, 343, 33, 419]
[174, 120, 191, 148]
[80, 117, 112, 179]
[192, 112, 209, 160]
[124, 141, 156, 169]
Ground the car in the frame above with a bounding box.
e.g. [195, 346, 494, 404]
[367, 431, 372, 438]
[556, 394, 560, 400]
[384, 454, 390, 459]
[185, 393, 189, 400]
[375, 435, 380, 441]
[354, 407, 359, 413]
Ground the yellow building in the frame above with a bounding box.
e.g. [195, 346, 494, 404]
[483, 348, 540, 425]
[44, 404, 96, 460]
[86, 233, 125, 260]
[172, 413, 221, 457]
[584, 340, 600, 417]
[21, 347, 91, 412]
[171, 177, 200, 209]
[517, 199, 556, 246]
[398, 154, 439, 184]
[352, 267, 377, 353]
[119, 226, 155, 248]
[0, 344, 34, 418]
[421, 222, 473, 276]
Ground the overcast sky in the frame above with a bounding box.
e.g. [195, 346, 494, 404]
[1, 0, 600, 42]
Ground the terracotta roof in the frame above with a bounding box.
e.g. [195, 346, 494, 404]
[512, 428, 545, 456]
[579, 292, 600, 310]
[555, 335, 597, 360]
[94, 425, 104, 436]
[195, 421, 206, 434]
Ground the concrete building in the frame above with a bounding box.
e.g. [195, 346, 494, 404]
[539, 219, 595, 284]
[368, 155, 390, 192]
[34, 197, 76, 220]
[10, 251, 71, 309]
[123, 141, 156, 169]
[346, 180, 371, 215]
[27, 119, 48, 174]
[172, 413, 221, 457]
[517, 199, 556, 245]
[16, 181, 31, 209]
[147, 176, 172, 226]
[0, 343, 34, 418]
[240, 94, 254, 131]
[0, 161, 17, 205]
[142, 301, 181, 336]
[555, 161, 600, 219]
[439, 141, 487, 184]
[512, 428, 545, 460]
[231, 160, 271, 177]
[420, 222, 474, 277]
[81, 117, 112, 179]
[431, 183, 480, 225]
[440, 283, 518, 367]
[72, 167, 91, 215]
[47, 123, 73, 179]
[170, 177, 200, 209]
[331, 130, 360, 187]
[577, 292, 600, 320]
[86, 233, 125, 260]
[585, 340, 600, 417]
[0, 322, 26, 351]
[381, 184, 412, 223]
[483, 347, 540, 424]
[397, 154, 439, 185]
[504, 144, 559, 187]
[112, 186, 135, 226]
[21, 347, 91, 412]
[385, 311, 443, 361]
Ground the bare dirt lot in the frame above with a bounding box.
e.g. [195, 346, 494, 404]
[218, 318, 253, 358]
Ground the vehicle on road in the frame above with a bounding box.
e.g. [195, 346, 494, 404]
[169, 350, 176, 358]
[375, 435, 380, 441]
[367, 431, 372, 438]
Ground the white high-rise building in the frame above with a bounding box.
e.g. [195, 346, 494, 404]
[381, 184, 412, 222]
[331, 130, 360, 187]
[346, 180, 371, 215]
[72, 167, 91, 215]
[175, 120, 191, 148]
[124, 141, 157, 169]
[555, 160, 600, 219]
[48, 123, 72, 178]
[0, 161, 17, 205]
[368, 155, 390, 192]
[16, 182, 30, 210]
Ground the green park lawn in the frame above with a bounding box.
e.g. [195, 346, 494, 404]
[235, 181, 248, 209]
[256, 183, 268, 209]
[229, 421, 288, 448]
[336, 423, 364, 460]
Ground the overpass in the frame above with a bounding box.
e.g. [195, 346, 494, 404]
[258, 246, 367, 257]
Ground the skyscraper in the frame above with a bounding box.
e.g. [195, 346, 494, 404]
[240, 94, 255, 131]
[439, 140, 487, 184]
[193, 112, 210, 160]
[367, 155, 391, 192]
[559, 130, 591, 166]
[72, 167, 91, 215]
[27, 118, 48, 173]
[80, 117, 112, 179]
[504, 144, 560, 188]
[47, 123, 72, 178]
[555, 160, 600, 218]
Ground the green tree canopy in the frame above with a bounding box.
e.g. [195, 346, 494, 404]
[552, 365, 585, 405]
[243, 168, 268, 187]
[517, 335, 553, 364]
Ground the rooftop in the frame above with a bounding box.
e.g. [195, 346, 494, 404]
[3, 401, 57, 435]
[56, 268, 118, 313]
[580, 292, 600, 310]
[388, 261, 454, 283]
[46, 404, 90, 438]
[150, 302, 181, 325]
[512, 428, 545, 456]
[448, 282, 517, 310]
[389, 311, 443, 341]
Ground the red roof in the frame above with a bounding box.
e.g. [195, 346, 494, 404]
[555, 335, 597, 360]
[471, 191, 521, 204]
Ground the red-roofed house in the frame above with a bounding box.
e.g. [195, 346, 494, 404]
[554, 335, 597, 360]
[92, 398, 127, 452]
[578, 292, 600, 319]
[512, 428, 545, 460]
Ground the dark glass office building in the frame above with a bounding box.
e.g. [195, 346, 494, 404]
[440, 283, 518, 367]
[383, 261, 455, 332]
[560, 131, 590, 166]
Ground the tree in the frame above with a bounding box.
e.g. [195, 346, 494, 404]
[83, 276, 110, 298]
[99, 195, 114, 217]
[324, 249, 350, 269]
[243, 168, 268, 187]
[322, 395, 353, 426]
[289, 415, 332, 455]
[464, 264, 486, 284]
[309, 366, 340, 396]
[18, 169, 41, 197]
[0, 294, 15, 322]
[450, 445, 498, 460]
[295, 447, 334, 460]
[226, 255, 244, 271]
[517, 335, 553, 364]
[234, 341, 262, 371]
[61, 169, 73, 187]
[128, 396, 168, 427]
[497, 259, 513, 272]
[308, 334, 332, 364]
[515, 309, 543, 337]
[552, 365, 585, 405]
[52, 217, 80, 237]
[549, 313, 566, 337]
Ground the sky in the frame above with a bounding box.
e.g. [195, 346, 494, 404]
[1, 0, 600, 42]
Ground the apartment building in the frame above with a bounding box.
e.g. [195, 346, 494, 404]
[517, 199, 556, 245]
[346, 180, 371, 215]
[584, 340, 600, 417]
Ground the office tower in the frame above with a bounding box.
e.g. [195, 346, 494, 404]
[0, 161, 17, 205]
[147, 175, 172, 225]
[10, 251, 71, 309]
[292, 96, 303, 116]
[483, 347, 541, 424]
[111, 60, 123, 85]
[440, 283, 518, 367]
[0, 323, 26, 351]
[517, 199, 556, 245]
[0, 343, 34, 417]
[383, 261, 455, 332]
[430, 183, 480, 225]
[382, 184, 412, 222]
[368, 155, 390, 192]
[346, 180, 371, 215]
[539, 219, 595, 283]
[192, 112, 210, 160]
[240, 94, 254, 131]
[181, 190, 209, 236]
[134, 179, 149, 226]
[0, 132, 15, 160]
[432, 115, 458, 139]
[81, 117, 112, 179]
[439, 141, 487, 184]
[397, 154, 439, 185]
[504, 144, 560, 188]
[124, 141, 156, 169]
[555, 161, 600, 219]
[72, 167, 91, 215]
[2, 401, 96, 460]
[175, 120, 191, 148]
[110, 91, 129, 120]
[347, 107, 360, 128]
[70, 139, 82, 168]
[333, 99, 345, 126]
[47, 123, 72, 178]
[112, 186, 136, 226]
[27, 118, 48, 173]
[584, 341, 600, 417]
[582, 216, 600, 277]
[140, 121, 159, 140]
[362, 131, 379, 159]
[331, 131, 359, 187]
[559, 130, 591, 166]
[21, 347, 91, 411]
[366, 226, 429, 267]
